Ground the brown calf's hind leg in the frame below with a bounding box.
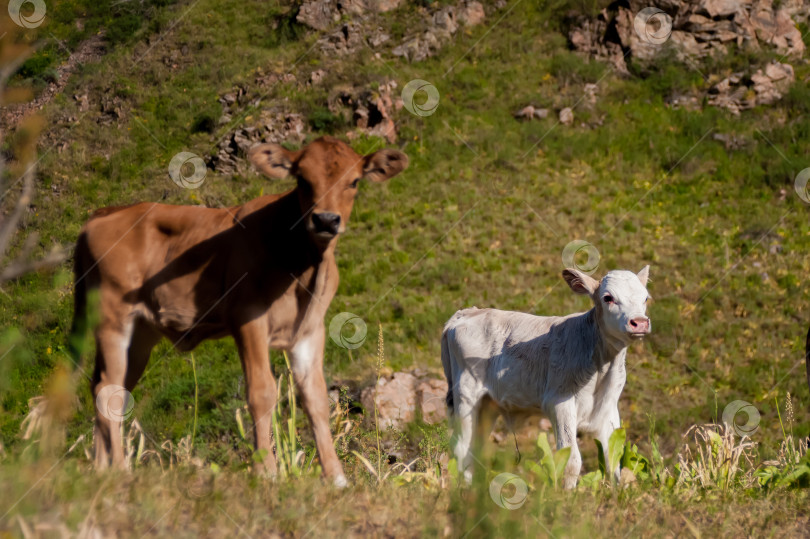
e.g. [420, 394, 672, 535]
[235, 318, 278, 476]
[124, 319, 161, 391]
[92, 322, 133, 470]
[289, 330, 346, 487]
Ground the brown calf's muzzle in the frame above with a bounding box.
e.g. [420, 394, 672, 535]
[311, 211, 342, 237]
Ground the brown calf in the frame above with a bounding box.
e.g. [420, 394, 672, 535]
[72, 136, 408, 485]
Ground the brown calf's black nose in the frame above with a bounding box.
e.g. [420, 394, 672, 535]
[312, 212, 341, 235]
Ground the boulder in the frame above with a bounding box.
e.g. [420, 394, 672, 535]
[514, 105, 549, 120]
[559, 107, 574, 125]
[417, 378, 448, 424]
[458, 1, 486, 26]
[361, 371, 449, 429]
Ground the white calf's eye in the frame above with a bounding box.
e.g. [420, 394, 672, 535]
[603, 295, 614, 304]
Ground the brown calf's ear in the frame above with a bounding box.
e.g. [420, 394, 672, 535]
[363, 149, 409, 183]
[562, 268, 600, 295]
[249, 143, 295, 179]
[637, 265, 650, 287]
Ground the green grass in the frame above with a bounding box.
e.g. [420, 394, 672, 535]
[1, 0, 810, 535]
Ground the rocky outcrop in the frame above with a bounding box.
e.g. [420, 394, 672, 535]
[330, 80, 402, 143]
[297, 0, 405, 31]
[360, 370, 448, 429]
[392, 1, 487, 62]
[708, 60, 795, 114]
[209, 77, 402, 174]
[209, 110, 305, 174]
[569, 0, 806, 72]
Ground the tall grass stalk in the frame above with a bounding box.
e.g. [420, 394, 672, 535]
[374, 323, 384, 477]
[190, 352, 199, 449]
[272, 351, 301, 478]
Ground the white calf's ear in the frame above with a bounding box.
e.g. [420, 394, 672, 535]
[637, 265, 650, 287]
[363, 149, 409, 183]
[562, 268, 600, 295]
[249, 143, 296, 179]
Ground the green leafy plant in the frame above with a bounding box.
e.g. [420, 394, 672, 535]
[757, 393, 810, 489]
[526, 432, 571, 489]
[271, 351, 307, 479]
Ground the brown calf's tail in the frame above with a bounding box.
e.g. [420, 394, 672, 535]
[68, 232, 91, 367]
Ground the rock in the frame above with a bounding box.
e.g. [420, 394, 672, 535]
[296, 0, 338, 31]
[669, 30, 704, 56]
[331, 80, 400, 143]
[209, 111, 305, 174]
[570, 0, 806, 62]
[98, 91, 126, 125]
[750, 0, 806, 56]
[458, 1, 486, 26]
[368, 27, 391, 48]
[707, 60, 793, 113]
[361, 371, 449, 429]
[74, 93, 89, 112]
[417, 378, 448, 424]
[361, 372, 417, 429]
[392, 31, 443, 62]
[392, 1, 474, 62]
[318, 22, 366, 55]
[765, 60, 793, 81]
[514, 105, 549, 120]
[583, 83, 599, 105]
[559, 107, 574, 125]
[309, 69, 326, 85]
[433, 6, 458, 36]
[700, 0, 748, 18]
[297, 0, 406, 30]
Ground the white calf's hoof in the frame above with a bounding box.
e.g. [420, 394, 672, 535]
[333, 474, 349, 488]
[463, 469, 473, 485]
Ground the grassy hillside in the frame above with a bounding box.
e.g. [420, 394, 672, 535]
[1, 0, 809, 535]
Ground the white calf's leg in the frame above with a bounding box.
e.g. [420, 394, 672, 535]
[454, 398, 478, 484]
[551, 401, 581, 489]
[597, 407, 622, 483]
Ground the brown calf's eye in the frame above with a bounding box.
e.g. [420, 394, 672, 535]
[351, 178, 361, 189]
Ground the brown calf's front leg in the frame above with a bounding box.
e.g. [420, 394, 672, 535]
[235, 317, 278, 476]
[92, 321, 133, 470]
[289, 328, 347, 487]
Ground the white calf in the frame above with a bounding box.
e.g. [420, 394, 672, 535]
[441, 266, 651, 487]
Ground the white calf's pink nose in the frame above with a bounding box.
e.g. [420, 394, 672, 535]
[629, 317, 650, 333]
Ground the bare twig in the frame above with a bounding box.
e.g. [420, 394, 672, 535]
[0, 25, 69, 284]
